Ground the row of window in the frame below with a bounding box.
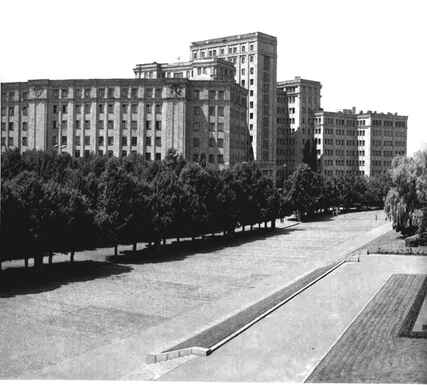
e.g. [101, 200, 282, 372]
[192, 137, 224, 148]
[3, 87, 164, 101]
[192, 43, 255, 59]
[192, 153, 224, 164]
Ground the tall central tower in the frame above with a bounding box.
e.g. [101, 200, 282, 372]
[190, 32, 277, 177]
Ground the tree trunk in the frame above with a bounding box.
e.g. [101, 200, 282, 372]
[48, 251, 53, 264]
[0, 260, 2, 272]
[162, 238, 166, 245]
[25, 257, 28, 268]
[242, 225, 245, 232]
[114, 245, 118, 256]
[34, 256, 43, 267]
[271, 219, 276, 229]
[177, 237, 180, 243]
[70, 251, 75, 263]
[258, 223, 261, 229]
[264, 221, 268, 228]
[250, 225, 253, 231]
[133, 243, 137, 252]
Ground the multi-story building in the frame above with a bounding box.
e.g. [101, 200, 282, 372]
[0, 72, 249, 169]
[277, 77, 322, 171]
[314, 108, 407, 178]
[190, 32, 278, 177]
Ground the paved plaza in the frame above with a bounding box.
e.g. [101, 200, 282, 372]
[0, 210, 392, 379]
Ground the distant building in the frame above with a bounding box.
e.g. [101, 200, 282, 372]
[314, 108, 408, 177]
[0, 76, 249, 169]
[190, 32, 278, 177]
[277, 77, 322, 171]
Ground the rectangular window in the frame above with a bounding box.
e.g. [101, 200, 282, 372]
[131, 104, 138, 114]
[155, 136, 161, 147]
[22, 122, 28, 131]
[84, 136, 90, 145]
[209, 106, 215, 116]
[98, 136, 104, 146]
[209, 122, 215, 131]
[155, 104, 161, 114]
[121, 136, 127, 146]
[145, 104, 152, 113]
[217, 138, 224, 148]
[193, 106, 201, 115]
[145, 152, 151, 161]
[209, 90, 216, 100]
[193, 90, 200, 99]
[74, 150, 81, 157]
[61, 120, 67, 129]
[145, 120, 151, 130]
[97, 120, 104, 129]
[217, 154, 224, 163]
[107, 136, 114, 146]
[52, 135, 58, 146]
[218, 90, 224, 100]
[107, 104, 113, 114]
[107, 120, 113, 129]
[155, 88, 162, 98]
[145, 136, 151, 146]
[208, 154, 215, 163]
[218, 106, 224, 117]
[131, 120, 137, 130]
[209, 137, 215, 147]
[131, 136, 137, 146]
[218, 122, 224, 131]
[193, 137, 200, 147]
[84, 120, 90, 129]
[108, 88, 114, 98]
[61, 136, 67, 145]
[75, 88, 82, 98]
[155, 120, 161, 130]
[22, 137, 28, 146]
[8, 122, 14, 131]
[122, 104, 128, 113]
[155, 153, 161, 161]
[75, 136, 81, 146]
[131, 88, 138, 98]
[121, 120, 127, 129]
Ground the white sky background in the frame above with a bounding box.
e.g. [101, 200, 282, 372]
[1, 0, 425, 155]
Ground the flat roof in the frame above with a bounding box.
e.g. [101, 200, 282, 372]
[191, 31, 276, 47]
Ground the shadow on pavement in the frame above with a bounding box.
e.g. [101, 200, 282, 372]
[108, 226, 303, 265]
[0, 261, 132, 298]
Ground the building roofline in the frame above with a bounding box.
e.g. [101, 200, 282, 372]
[277, 77, 321, 86]
[1, 78, 247, 90]
[190, 31, 277, 47]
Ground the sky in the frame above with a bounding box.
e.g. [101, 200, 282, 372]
[1, 0, 425, 154]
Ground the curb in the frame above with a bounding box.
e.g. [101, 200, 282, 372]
[146, 259, 346, 364]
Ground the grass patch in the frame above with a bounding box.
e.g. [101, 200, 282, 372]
[306, 274, 427, 383]
[164, 262, 339, 352]
[357, 230, 427, 256]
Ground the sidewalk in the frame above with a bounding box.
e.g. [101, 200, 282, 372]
[0, 210, 390, 379]
[158, 254, 427, 382]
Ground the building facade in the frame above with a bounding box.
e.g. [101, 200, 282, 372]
[277, 77, 322, 171]
[0, 77, 249, 169]
[190, 32, 277, 177]
[314, 108, 407, 178]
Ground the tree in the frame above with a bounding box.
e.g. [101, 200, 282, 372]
[302, 139, 318, 172]
[384, 152, 427, 235]
[284, 164, 322, 220]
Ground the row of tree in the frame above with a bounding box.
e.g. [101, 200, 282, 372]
[0, 149, 286, 265]
[0, 149, 393, 266]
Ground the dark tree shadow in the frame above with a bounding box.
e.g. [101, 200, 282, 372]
[0, 261, 132, 298]
[107, 225, 303, 265]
